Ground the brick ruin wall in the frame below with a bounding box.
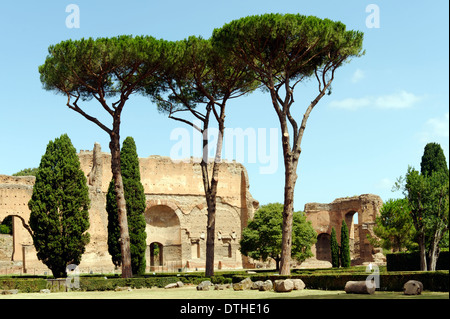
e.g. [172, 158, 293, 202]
[303, 194, 386, 267]
[0, 143, 259, 274]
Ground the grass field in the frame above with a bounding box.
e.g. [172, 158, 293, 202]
[0, 285, 448, 299]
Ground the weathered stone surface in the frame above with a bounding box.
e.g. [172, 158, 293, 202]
[292, 279, 305, 290]
[274, 279, 294, 293]
[304, 194, 384, 266]
[165, 283, 179, 289]
[39, 289, 51, 294]
[344, 281, 375, 294]
[115, 286, 132, 292]
[251, 281, 264, 290]
[259, 280, 273, 291]
[233, 277, 253, 291]
[403, 280, 423, 295]
[0, 143, 259, 274]
[197, 281, 212, 291]
[1, 289, 19, 295]
[214, 283, 231, 290]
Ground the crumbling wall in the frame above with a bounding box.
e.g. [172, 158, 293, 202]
[304, 194, 385, 266]
[0, 143, 258, 274]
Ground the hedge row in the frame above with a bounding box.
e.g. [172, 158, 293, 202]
[233, 270, 449, 292]
[1, 271, 448, 293]
[0, 274, 231, 293]
[387, 251, 449, 271]
[0, 278, 48, 293]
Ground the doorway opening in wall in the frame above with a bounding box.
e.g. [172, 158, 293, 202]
[316, 233, 332, 262]
[345, 211, 360, 260]
[0, 216, 14, 275]
[149, 242, 163, 271]
[191, 240, 200, 259]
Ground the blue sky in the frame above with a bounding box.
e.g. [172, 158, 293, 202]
[0, 0, 448, 212]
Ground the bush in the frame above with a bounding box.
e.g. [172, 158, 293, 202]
[387, 250, 449, 271]
[230, 270, 449, 292]
[0, 278, 48, 292]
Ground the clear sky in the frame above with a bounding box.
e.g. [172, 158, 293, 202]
[0, 0, 448, 212]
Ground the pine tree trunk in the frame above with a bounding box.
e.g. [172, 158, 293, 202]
[109, 130, 133, 278]
[205, 194, 216, 277]
[203, 106, 225, 277]
[279, 157, 298, 275]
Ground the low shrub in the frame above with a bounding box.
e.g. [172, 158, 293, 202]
[387, 250, 449, 271]
[1, 269, 447, 293]
[231, 270, 449, 292]
[0, 278, 48, 292]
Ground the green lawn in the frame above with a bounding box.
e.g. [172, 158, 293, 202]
[0, 285, 448, 299]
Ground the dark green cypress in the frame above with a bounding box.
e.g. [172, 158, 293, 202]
[420, 142, 449, 177]
[28, 134, 90, 278]
[330, 227, 340, 268]
[340, 220, 351, 268]
[107, 137, 147, 275]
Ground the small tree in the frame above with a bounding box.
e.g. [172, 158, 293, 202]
[368, 198, 416, 252]
[330, 227, 340, 268]
[240, 203, 316, 270]
[394, 143, 449, 271]
[107, 137, 147, 275]
[340, 220, 351, 267]
[28, 134, 90, 278]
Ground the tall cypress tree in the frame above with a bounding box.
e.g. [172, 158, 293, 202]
[330, 227, 340, 268]
[107, 137, 147, 275]
[420, 142, 449, 177]
[28, 134, 90, 278]
[340, 220, 351, 268]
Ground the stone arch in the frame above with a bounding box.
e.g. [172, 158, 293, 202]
[144, 204, 182, 271]
[304, 194, 384, 266]
[149, 242, 163, 270]
[316, 233, 332, 262]
[0, 214, 33, 263]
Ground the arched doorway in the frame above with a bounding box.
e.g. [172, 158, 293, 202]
[149, 242, 163, 270]
[144, 204, 181, 272]
[316, 233, 332, 262]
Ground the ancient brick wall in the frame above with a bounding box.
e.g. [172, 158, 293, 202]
[0, 143, 258, 274]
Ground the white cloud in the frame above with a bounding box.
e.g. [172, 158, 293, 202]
[329, 97, 371, 110]
[329, 90, 422, 111]
[374, 90, 422, 109]
[418, 112, 449, 142]
[351, 69, 365, 83]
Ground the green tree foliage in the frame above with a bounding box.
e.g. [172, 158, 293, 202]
[404, 167, 449, 271]
[340, 220, 351, 267]
[148, 36, 258, 276]
[12, 168, 38, 176]
[107, 137, 147, 275]
[39, 35, 167, 278]
[420, 142, 449, 177]
[28, 134, 90, 278]
[240, 203, 317, 270]
[212, 13, 364, 275]
[369, 198, 416, 252]
[330, 227, 340, 268]
[394, 143, 449, 271]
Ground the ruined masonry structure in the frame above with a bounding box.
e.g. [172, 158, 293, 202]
[0, 143, 259, 274]
[303, 194, 386, 267]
